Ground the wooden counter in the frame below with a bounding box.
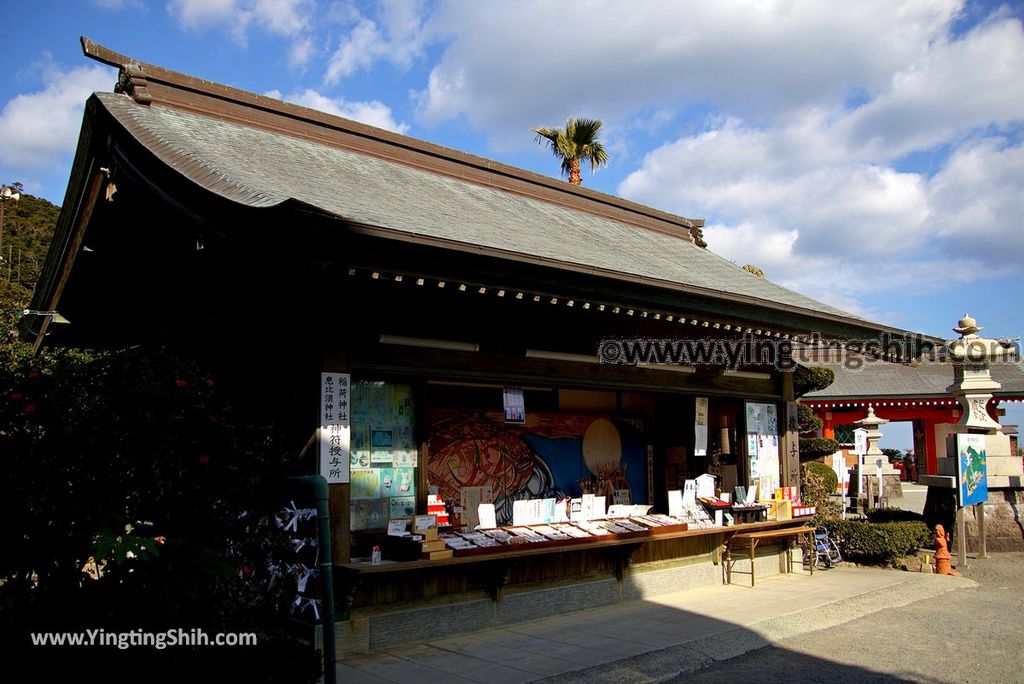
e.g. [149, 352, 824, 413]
[337, 518, 812, 613]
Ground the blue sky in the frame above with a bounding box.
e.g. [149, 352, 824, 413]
[1, 1, 1022, 445]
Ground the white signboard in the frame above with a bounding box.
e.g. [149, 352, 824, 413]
[853, 428, 868, 456]
[477, 503, 497, 530]
[668, 490, 684, 517]
[512, 499, 532, 526]
[683, 479, 698, 507]
[746, 402, 781, 496]
[694, 397, 709, 457]
[831, 454, 847, 493]
[695, 473, 716, 498]
[503, 387, 526, 424]
[387, 519, 410, 536]
[319, 372, 351, 483]
[460, 486, 493, 529]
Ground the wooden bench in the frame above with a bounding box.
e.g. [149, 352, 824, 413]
[724, 525, 815, 586]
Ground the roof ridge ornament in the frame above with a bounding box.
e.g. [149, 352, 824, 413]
[115, 62, 152, 105]
[689, 221, 707, 248]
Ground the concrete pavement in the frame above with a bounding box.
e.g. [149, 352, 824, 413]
[336, 564, 973, 683]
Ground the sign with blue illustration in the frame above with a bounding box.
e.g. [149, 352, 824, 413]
[956, 434, 988, 507]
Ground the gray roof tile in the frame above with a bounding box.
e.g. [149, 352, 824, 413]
[97, 92, 867, 322]
[803, 351, 1024, 399]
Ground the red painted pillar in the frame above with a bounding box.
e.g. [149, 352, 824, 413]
[923, 419, 937, 475]
[822, 410, 834, 440]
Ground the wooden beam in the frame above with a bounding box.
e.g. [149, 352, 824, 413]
[32, 167, 105, 355]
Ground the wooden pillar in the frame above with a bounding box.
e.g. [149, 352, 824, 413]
[781, 373, 800, 492]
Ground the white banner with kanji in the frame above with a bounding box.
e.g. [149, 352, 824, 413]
[319, 372, 351, 483]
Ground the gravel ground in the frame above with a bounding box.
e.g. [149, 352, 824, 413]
[677, 553, 1024, 684]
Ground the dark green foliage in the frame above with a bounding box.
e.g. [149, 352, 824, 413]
[882, 447, 904, 463]
[0, 189, 320, 680]
[1, 344, 320, 679]
[793, 366, 835, 397]
[0, 186, 59, 295]
[800, 460, 842, 522]
[793, 369, 834, 462]
[822, 520, 932, 567]
[800, 437, 840, 458]
[866, 507, 926, 524]
[802, 461, 839, 492]
[0, 188, 60, 349]
[797, 403, 822, 434]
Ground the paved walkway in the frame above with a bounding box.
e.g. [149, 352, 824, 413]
[337, 566, 973, 683]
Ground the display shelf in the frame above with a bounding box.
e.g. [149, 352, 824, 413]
[342, 518, 811, 573]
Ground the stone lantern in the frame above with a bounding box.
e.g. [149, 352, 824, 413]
[922, 314, 1024, 554]
[946, 314, 1008, 433]
[852, 406, 900, 504]
[941, 314, 1021, 486]
[854, 406, 889, 461]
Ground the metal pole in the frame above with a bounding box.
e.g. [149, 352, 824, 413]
[290, 475, 336, 684]
[977, 503, 987, 559]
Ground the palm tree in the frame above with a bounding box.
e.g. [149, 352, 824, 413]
[531, 117, 609, 186]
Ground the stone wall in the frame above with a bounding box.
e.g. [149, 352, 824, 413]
[923, 486, 1024, 552]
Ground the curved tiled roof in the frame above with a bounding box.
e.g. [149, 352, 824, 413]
[96, 91, 869, 325]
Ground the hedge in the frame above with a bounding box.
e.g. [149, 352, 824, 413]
[794, 366, 835, 397]
[802, 460, 838, 493]
[823, 520, 932, 567]
[800, 437, 840, 458]
[866, 507, 926, 524]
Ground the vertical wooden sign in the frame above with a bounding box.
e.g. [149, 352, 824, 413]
[784, 401, 801, 493]
[320, 372, 351, 483]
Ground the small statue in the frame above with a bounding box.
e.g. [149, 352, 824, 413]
[933, 524, 960, 576]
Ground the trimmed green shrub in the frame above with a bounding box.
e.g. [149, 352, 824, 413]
[800, 461, 842, 523]
[794, 366, 835, 397]
[800, 437, 840, 458]
[866, 507, 926, 524]
[802, 461, 839, 493]
[797, 403, 822, 433]
[823, 520, 932, 567]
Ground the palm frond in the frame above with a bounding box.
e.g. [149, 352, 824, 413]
[531, 117, 609, 182]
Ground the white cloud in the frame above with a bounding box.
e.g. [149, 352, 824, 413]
[704, 221, 800, 277]
[166, 0, 236, 29]
[167, 0, 313, 46]
[324, 0, 428, 85]
[415, 0, 962, 133]
[611, 10, 1024, 323]
[92, 0, 145, 9]
[928, 138, 1024, 264]
[325, 18, 382, 82]
[620, 117, 933, 257]
[0, 62, 116, 170]
[264, 88, 409, 134]
[288, 36, 315, 69]
[702, 214, 1010, 322]
[833, 16, 1024, 160]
